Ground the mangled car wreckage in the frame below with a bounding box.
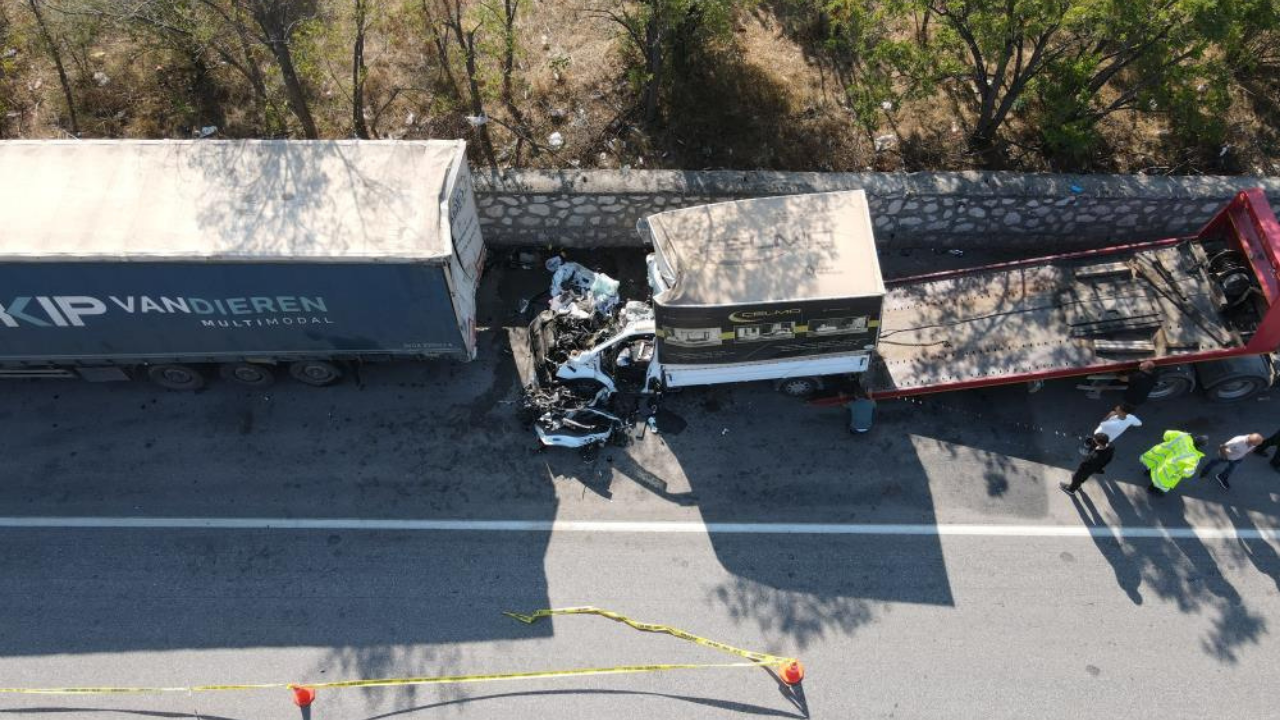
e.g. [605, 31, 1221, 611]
[522, 190, 886, 449]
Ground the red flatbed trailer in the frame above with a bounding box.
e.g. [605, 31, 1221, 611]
[819, 189, 1280, 405]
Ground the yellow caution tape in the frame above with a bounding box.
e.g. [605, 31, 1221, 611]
[0, 607, 795, 696]
[504, 606, 792, 666]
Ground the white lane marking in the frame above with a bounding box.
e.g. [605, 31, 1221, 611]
[0, 517, 1274, 541]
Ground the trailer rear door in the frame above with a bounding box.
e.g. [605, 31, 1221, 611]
[441, 148, 485, 359]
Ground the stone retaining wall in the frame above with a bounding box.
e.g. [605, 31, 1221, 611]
[474, 170, 1280, 251]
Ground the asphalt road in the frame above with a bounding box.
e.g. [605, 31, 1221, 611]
[2, 255, 1280, 719]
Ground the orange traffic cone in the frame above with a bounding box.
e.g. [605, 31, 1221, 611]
[779, 660, 804, 686]
[291, 686, 316, 708]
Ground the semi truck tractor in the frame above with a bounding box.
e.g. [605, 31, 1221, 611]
[527, 187, 1280, 409]
[0, 140, 483, 389]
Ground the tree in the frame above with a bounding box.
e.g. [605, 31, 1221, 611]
[0, 6, 18, 136]
[821, 0, 934, 135]
[236, 0, 319, 138]
[422, 0, 498, 167]
[923, 0, 1072, 155]
[25, 0, 79, 134]
[594, 0, 737, 124]
[1028, 0, 1280, 160]
[351, 0, 369, 138]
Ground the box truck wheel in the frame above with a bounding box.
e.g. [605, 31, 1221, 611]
[776, 377, 820, 399]
[220, 362, 276, 388]
[289, 360, 343, 387]
[147, 364, 206, 391]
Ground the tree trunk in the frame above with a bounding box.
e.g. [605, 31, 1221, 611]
[26, 0, 78, 134]
[268, 39, 318, 138]
[247, 1, 319, 139]
[499, 0, 520, 116]
[351, 0, 370, 138]
[642, 9, 661, 124]
[461, 29, 498, 168]
[499, 0, 526, 162]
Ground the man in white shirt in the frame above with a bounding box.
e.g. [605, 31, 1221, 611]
[1095, 404, 1142, 443]
[1199, 433, 1265, 489]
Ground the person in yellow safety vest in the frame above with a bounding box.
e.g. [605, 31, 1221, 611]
[1140, 431, 1208, 495]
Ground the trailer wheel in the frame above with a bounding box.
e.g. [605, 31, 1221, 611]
[147, 364, 206, 391]
[289, 360, 343, 387]
[777, 377, 820, 399]
[220, 362, 275, 388]
[1196, 356, 1273, 403]
[1205, 376, 1269, 402]
[1148, 365, 1196, 401]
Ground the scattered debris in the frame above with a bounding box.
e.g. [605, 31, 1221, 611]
[873, 134, 897, 152]
[92, 71, 111, 86]
[549, 261, 620, 317]
[548, 132, 564, 148]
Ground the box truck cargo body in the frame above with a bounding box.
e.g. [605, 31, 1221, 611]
[0, 140, 484, 388]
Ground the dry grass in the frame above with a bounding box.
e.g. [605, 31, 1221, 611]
[2, 0, 1277, 176]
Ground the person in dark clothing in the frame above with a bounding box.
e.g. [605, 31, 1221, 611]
[1122, 359, 1158, 406]
[1253, 429, 1280, 474]
[1062, 432, 1115, 495]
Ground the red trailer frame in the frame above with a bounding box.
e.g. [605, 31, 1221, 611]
[815, 189, 1280, 405]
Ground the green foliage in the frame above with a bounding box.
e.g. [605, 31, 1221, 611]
[1027, 0, 1265, 157]
[610, 0, 747, 119]
[821, 0, 933, 132]
[809, 0, 1280, 161]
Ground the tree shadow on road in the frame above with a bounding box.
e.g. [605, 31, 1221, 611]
[649, 385, 955, 652]
[1068, 476, 1270, 664]
[1072, 487, 1145, 605]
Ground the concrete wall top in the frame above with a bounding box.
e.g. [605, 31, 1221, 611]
[472, 168, 1280, 250]
[476, 169, 1280, 201]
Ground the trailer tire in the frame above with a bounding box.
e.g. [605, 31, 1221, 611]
[1148, 366, 1196, 401]
[1204, 376, 1270, 402]
[289, 360, 343, 387]
[148, 364, 206, 391]
[777, 377, 820, 399]
[220, 362, 275, 388]
[1195, 356, 1273, 403]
